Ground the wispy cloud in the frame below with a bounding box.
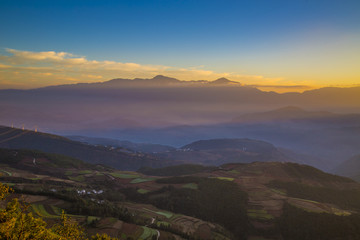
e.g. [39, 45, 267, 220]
[0, 48, 294, 90]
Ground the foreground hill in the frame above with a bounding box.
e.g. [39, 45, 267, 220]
[0, 126, 177, 170]
[2, 147, 360, 239]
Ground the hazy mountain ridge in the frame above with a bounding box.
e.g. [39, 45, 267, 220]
[1, 76, 360, 132]
[233, 106, 360, 125]
[2, 78, 360, 173]
[38, 75, 242, 89]
[64, 135, 330, 170]
[0, 126, 334, 173]
[68, 135, 176, 153]
[0, 126, 179, 170]
[334, 154, 360, 181]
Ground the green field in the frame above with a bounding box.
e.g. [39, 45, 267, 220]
[86, 216, 100, 224]
[68, 175, 85, 182]
[229, 169, 241, 174]
[144, 208, 173, 219]
[78, 170, 92, 175]
[137, 188, 150, 194]
[216, 177, 235, 181]
[131, 178, 155, 184]
[247, 209, 274, 220]
[139, 226, 157, 240]
[109, 172, 139, 179]
[0, 170, 12, 176]
[156, 221, 170, 227]
[30, 204, 59, 218]
[50, 205, 62, 215]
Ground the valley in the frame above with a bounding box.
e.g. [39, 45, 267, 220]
[2, 146, 360, 239]
[1, 1, 359, 239]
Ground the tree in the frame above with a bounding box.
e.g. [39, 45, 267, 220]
[51, 210, 85, 239]
[0, 186, 50, 239]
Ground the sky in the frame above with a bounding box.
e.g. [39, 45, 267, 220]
[0, 0, 359, 92]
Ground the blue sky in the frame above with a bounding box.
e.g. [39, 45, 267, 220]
[0, 0, 359, 91]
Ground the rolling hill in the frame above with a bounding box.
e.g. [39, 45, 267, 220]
[2, 147, 360, 239]
[68, 135, 176, 153]
[0, 127, 328, 171]
[0, 126, 177, 170]
[153, 138, 326, 168]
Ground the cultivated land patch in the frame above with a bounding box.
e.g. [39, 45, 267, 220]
[139, 226, 157, 239]
[130, 178, 155, 184]
[143, 208, 173, 219]
[78, 170, 92, 175]
[137, 189, 150, 194]
[68, 175, 85, 182]
[109, 172, 139, 179]
[0, 169, 12, 176]
[30, 204, 58, 218]
[215, 177, 234, 181]
[156, 220, 170, 227]
[287, 198, 352, 216]
[247, 209, 274, 220]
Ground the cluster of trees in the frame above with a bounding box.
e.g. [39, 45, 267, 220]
[281, 163, 353, 184]
[278, 203, 360, 240]
[268, 180, 360, 210]
[123, 177, 249, 239]
[0, 183, 118, 240]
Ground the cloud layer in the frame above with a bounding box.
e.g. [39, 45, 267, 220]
[0, 48, 308, 91]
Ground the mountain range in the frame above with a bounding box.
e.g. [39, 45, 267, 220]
[1, 75, 360, 172]
[1, 75, 360, 132]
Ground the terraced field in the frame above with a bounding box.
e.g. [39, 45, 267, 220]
[3, 148, 360, 240]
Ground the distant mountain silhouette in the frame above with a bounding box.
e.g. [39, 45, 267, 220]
[210, 77, 240, 85]
[1, 75, 360, 170]
[104, 75, 182, 87]
[40, 75, 242, 89]
[232, 106, 338, 123]
[334, 154, 360, 181]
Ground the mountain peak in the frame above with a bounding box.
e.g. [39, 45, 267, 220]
[151, 75, 180, 83]
[211, 77, 239, 85]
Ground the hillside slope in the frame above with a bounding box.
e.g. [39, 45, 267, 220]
[334, 154, 360, 181]
[2, 149, 360, 239]
[155, 138, 318, 166]
[0, 126, 176, 170]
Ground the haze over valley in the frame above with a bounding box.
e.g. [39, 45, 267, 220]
[2, 76, 360, 171]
